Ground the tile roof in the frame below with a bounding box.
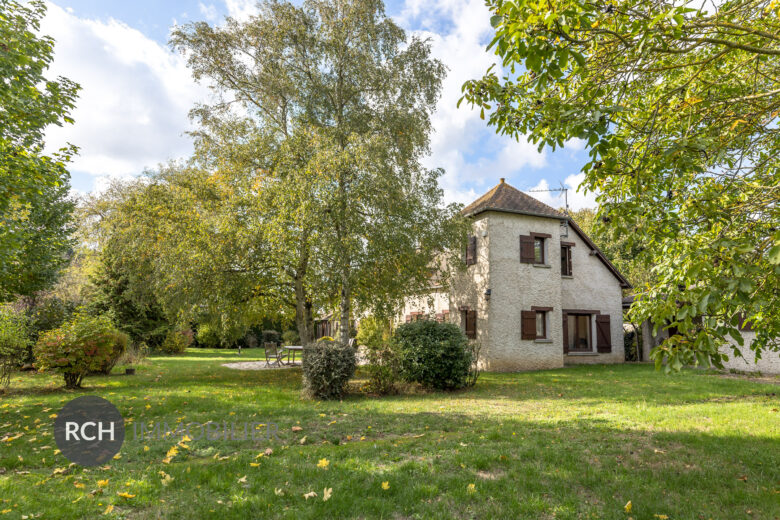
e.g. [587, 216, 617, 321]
[462, 178, 565, 219]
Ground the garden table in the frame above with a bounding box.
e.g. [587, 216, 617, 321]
[283, 345, 303, 365]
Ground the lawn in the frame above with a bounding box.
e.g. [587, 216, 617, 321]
[0, 349, 778, 519]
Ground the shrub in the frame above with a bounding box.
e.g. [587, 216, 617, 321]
[160, 329, 193, 354]
[356, 316, 399, 395]
[302, 339, 357, 399]
[35, 313, 129, 389]
[281, 329, 300, 346]
[96, 329, 128, 375]
[0, 305, 30, 391]
[25, 296, 75, 363]
[195, 323, 221, 348]
[393, 320, 472, 390]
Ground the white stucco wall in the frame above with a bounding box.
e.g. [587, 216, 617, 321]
[484, 212, 564, 371]
[449, 216, 491, 353]
[560, 225, 626, 365]
[719, 332, 780, 375]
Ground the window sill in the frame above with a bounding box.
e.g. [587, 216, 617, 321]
[532, 263, 551, 269]
[561, 275, 573, 279]
[534, 339, 553, 343]
[566, 351, 598, 356]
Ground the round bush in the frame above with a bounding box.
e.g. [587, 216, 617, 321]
[302, 340, 357, 399]
[35, 313, 129, 389]
[0, 305, 30, 390]
[393, 320, 472, 390]
[160, 328, 193, 354]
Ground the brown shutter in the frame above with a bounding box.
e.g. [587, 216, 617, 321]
[596, 315, 611, 353]
[466, 236, 477, 265]
[562, 312, 569, 353]
[521, 310, 537, 340]
[519, 235, 535, 263]
[466, 310, 477, 339]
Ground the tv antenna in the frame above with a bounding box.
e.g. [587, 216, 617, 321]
[527, 182, 569, 237]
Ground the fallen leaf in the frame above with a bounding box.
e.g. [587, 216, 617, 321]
[250, 462, 260, 467]
[117, 492, 135, 499]
[381, 481, 390, 490]
[654, 515, 669, 519]
[264, 448, 273, 456]
[317, 458, 330, 469]
[467, 483, 476, 493]
[103, 504, 114, 515]
[97, 480, 109, 488]
[274, 488, 284, 496]
[303, 491, 317, 500]
[291, 426, 303, 432]
[299, 436, 307, 445]
[624, 501, 632, 513]
[323, 487, 332, 501]
[237, 475, 247, 483]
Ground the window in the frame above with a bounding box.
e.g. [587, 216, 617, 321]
[461, 309, 476, 339]
[521, 308, 550, 340]
[534, 237, 544, 264]
[567, 314, 591, 351]
[561, 245, 572, 276]
[535, 311, 546, 339]
[520, 232, 551, 264]
[464, 235, 477, 266]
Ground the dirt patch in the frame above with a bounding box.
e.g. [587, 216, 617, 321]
[715, 373, 780, 385]
[221, 361, 300, 370]
[476, 469, 506, 480]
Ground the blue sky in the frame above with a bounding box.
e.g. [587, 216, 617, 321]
[42, 0, 595, 209]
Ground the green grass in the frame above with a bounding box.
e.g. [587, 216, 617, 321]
[1, 349, 778, 519]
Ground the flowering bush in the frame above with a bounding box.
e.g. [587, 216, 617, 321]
[35, 313, 128, 389]
[0, 305, 30, 391]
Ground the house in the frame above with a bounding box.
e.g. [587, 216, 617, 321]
[400, 178, 631, 372]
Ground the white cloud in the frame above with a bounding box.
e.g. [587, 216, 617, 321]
[399, 0, 546, 205]
[42, 2, 208, 183]
[199, 2, 219, 22]
[224, 0, 259, 21]
[527, 173, 598, 211]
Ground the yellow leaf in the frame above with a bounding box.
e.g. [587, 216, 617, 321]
[117, 492, 135, 499]
[1, 510, 11, 515]
[323, 487, 332, 501]
[303, 491, 317, 499]
[381, 481, 390, 490]
[654, 515, 669, 520]
[250, 462, 260, 467]
[113, 453, 121, 460]
[97, 479, 109, 488]
[143, 446, 150, 452]
[74, 482, 85, 489]
[624, 500, 632, 513]
[103, 504, 114, 515]
[317, 458, 330, 469]
[467, 483, 476, 493]
[237, 475, 247, 483]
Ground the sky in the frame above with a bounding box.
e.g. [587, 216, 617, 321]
[41, 0, 596, 210]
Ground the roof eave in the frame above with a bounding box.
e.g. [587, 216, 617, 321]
[464, 206, 566, 220]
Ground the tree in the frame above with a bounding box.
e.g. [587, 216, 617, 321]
[169, 0, 465, 345]
[461, 0, 780, 370]
[568, 208, 653, 289]
[0, 0, 79, 299]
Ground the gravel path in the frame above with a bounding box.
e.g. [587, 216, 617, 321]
[221, 361, 301, 370]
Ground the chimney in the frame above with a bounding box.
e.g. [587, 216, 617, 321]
[499, 177, 505, 184]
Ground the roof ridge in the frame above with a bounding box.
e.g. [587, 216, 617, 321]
[462, 179, 564, 219]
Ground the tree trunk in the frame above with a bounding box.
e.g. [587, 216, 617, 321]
[294, 278, 314, 346]
[338, 276, 350, 346]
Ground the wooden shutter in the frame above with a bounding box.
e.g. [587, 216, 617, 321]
[466, 310, 477, 339]
[596, 315, 611, 353]
[519, 235, 535, 263]
[466, 236, 477, 265]
[562, 312, 569, 353]
[521, 310, 537, 340]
